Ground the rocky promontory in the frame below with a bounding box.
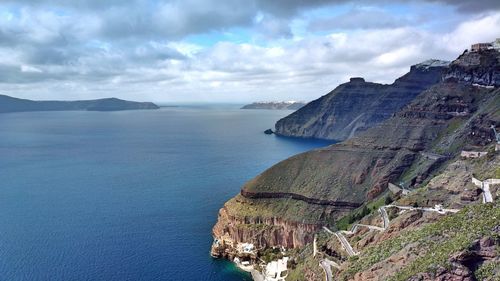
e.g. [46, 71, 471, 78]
[274, 60, 449, 141]
[444, 49, 500, 87]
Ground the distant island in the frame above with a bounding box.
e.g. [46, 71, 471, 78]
[241, 101, 306, 110]
[0, 94, 159, 113]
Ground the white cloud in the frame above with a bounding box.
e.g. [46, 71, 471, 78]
[0, 1, 499, 103]
[441, 13, 500, 52]
[21, 65, 43, 73]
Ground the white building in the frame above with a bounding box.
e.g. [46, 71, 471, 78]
[461, 150, 488, 158]
[493, 38, 500, 50]
[237, 242, 255, 254]
[264, 257, 289, 281]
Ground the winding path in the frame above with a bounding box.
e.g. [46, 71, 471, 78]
[379, 207, 390, 229]
[472, 177, 498, 203]
[319, 259, 340, 281]
[341, 223, 384, 235]
[317, 201, 462, 280]
[319, 260, 332, 281]
[313, 235, 318, 257]
[385, 204, 459, 214]
[322, 203, 459, 258]
[323, 226, 358, 256]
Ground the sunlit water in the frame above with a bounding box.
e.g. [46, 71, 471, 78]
[0, 105, 331, 281]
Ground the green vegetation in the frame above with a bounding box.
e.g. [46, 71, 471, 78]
[384, 195, 394, 205]
[225, 195, 341, 224]
[335, 205, 370, 230]
[335, 193, 391, 230]
[338, 202, 500, 281]
[471, 150, 500, 180]
[474, 260, 499, 281]
[285, 245, 324, 281]
[259, 247, 284, 263]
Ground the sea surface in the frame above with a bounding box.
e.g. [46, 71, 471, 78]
[0, 105, 331, 281]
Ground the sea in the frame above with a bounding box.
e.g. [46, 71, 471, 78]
[0, 105, 331, 281]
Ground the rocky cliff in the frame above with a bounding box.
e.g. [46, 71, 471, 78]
[0, 94, 159, 113]
[274, 60, 449, 141]
[443, 49, 500, 87]
[211, 49, 500, 280]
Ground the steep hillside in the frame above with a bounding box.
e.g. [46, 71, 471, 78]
[0, 94, 159, 113]
[211, 50, 500, 279]
[326, 153, 500, 281]
[274, 60, 449, 141]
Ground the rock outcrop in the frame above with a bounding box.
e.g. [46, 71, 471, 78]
[274, 60, 449, 141]
[443, 49, 500, 87]
[212, 200, 321, 251]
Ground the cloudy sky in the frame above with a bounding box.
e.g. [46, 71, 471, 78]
[1, 0, 499, 103]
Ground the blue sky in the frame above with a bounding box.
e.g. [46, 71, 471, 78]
[0, 0, 499, 103]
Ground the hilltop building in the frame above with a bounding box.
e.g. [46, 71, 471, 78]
[471, 43, 492, 51]
[471, 38, 500, 51]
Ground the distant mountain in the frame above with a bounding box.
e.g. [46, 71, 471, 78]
[0, 94, 160, 113]
[241, 101, 306, 110]
[274, 59, 450, 141]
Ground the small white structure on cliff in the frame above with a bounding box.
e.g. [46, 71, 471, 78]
[264, 257, 289, 281]
[471, 42, 492, 51]
[461, 150, 488, 158]
[237, 242, 255, 254]
[470, 38, 500, 51]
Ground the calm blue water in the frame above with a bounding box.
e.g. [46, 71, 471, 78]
[0, 105, 330, 281]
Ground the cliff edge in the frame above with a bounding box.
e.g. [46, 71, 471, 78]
[274, 60, 449, 141]
[211, 48, 500, 280]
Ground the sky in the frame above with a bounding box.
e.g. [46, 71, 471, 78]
[0, 0, 499, 103]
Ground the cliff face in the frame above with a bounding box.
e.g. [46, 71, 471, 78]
[274, 60, 449, 141]
[443, 49, 500, 87]
[0, 95, 159, 113]
[211, 50, 500, 267]
[211, 194, 353, 257]
[212, 199, 321, 251]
